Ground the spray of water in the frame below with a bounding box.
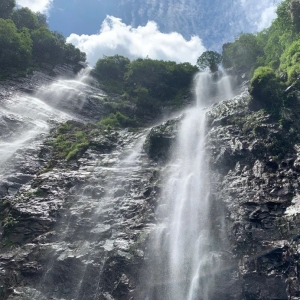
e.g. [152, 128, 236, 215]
[146, 72, 234, 300]
[0, 69, 94, 172]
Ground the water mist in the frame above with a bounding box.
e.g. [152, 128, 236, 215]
[146, 72, 234, 300]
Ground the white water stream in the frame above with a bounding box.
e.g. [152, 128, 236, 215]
[0, 68, 102, 173]
[146, 72, 234, 300]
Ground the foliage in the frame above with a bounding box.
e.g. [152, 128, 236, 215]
[49, 121, 89, 161]
[35, 12, 48, 27]
[124, 58, 198, 102]
[94, 55, 130, 81]
[31, 27, 64, 65]
[249, 67, 285, 113]
[64, 43, 86, 64]
[280, 40, 300, 85]
[0, 19, 32, 76]
[2, 214, 18, 230]
[222, 33, 263, 76]
[222, 0, 300, 78]
[99, 111, 139, 128]
[0, 6, 86, 78]
[0, 0, 15, 19]
[197, 51, 222, 72]
[11, 7, 40, 30]
[92, 56, 198, 120]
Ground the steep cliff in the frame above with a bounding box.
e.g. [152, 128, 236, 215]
[1, 70, 300, 300]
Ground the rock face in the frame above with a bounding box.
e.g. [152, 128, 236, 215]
[206, 91, 300, 300]
[0, 127, 161, 300]
[1, 72, 300, 300]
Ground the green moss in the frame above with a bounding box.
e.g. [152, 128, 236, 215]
[2, 214, 18, 230]
[48, 121, 89, 162]
[249, 67, 285, 114]
[280, 40, 300, 85]
[0, 237, 15, 249]
[98, 111, 139, 128]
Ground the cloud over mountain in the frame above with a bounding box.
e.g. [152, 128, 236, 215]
[16, 0, 53, 13]
[67, 16, 206, 66]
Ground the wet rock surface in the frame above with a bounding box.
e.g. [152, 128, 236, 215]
[207, 91, 300, 300]
[2, 72, 300, 300]
[0, 127, 160, 300]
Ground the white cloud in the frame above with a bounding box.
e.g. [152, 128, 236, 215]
[67, 16, 206, 66]
[16, 0, 53, 14]
[239, 0, 282, 31]
[257, 6, 277, 31]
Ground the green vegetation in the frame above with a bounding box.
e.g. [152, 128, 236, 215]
[0, 0, 15, 19]
[2, 214, 18, 230]
[279, 40, 300, 85]
[249, 67, 284, 114]
[222, 33, 263, 76]
[0, 19, 32, 77]
[47, 118, 139, 165]
[197, 51, 222, 72]
[219, 0, 300, 127]
[92, 55, 198, 120]
[0, 2, 86, 78]
[48, 121, 89, 161]
[99, 111, 139, 128]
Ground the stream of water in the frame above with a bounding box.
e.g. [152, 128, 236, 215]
[146, 72, 234, 300]
[0, 68, 104, 175]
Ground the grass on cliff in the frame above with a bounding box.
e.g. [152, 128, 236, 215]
[46, 113, 140, 167]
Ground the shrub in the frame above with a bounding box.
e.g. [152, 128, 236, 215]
[99, 112, 139, 128]
[0, 19, 32, 76]
[280, 40, 300, 85]
[197, 50, 222, 72]
[249, 67, 285, 113]
[0, 0, 15, 19]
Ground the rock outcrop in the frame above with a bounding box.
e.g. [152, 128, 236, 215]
[206, 90, 300, 300]
[1, 72, 300, 300]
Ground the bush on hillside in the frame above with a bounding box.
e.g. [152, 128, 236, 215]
[11, 7, 41, 30]
[0, 0, 15, 19]
[280, 40, 300, 85]
[0, 19, 32, 76]
[249, 67, 285, 113]
[197, 51, 222, 72]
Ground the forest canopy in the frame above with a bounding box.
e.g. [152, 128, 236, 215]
[0, 2, 86, 78]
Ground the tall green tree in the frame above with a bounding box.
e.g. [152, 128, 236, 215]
[31, 27, 63, 65]
[222, 34, 263, 76]
[11, 7, 40, 30]
[0, 0, 15, 19]
[94, 55, 130, 81]
[0, 19, 32, 74]
[197, 51, 222, 72]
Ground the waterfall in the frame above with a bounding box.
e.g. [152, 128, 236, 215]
[146, 72, 234, 300]
[0, 68, 102, 174]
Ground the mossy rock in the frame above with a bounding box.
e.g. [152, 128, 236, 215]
[249, 67, 285, 113]
[144, 118, 179, 161]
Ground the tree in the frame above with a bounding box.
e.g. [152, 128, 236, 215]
[31, 27, 63, 65]
[280, 40, 300, 84]
[0, 0, 15, 19]
[249, 67, 284, 113]
[64, 43, 86, 64]
[11, 7, 40, 30]
[197, 51, 222, 72]
[222, 33, 263, 76]
[0, 19, 32, 74]
[94, 55, 130, 81]
[35, 12, 48, 28]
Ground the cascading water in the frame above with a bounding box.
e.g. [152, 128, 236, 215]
[0, 68, 103, 174]
[146, 72, 234, 300]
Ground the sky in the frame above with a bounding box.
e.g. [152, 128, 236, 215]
[16, 0, 282, 66]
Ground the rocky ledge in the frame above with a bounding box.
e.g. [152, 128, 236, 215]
[206, 91, 300, 300]
[1, 83, 300, 300]
[0, 125, 162, 300]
